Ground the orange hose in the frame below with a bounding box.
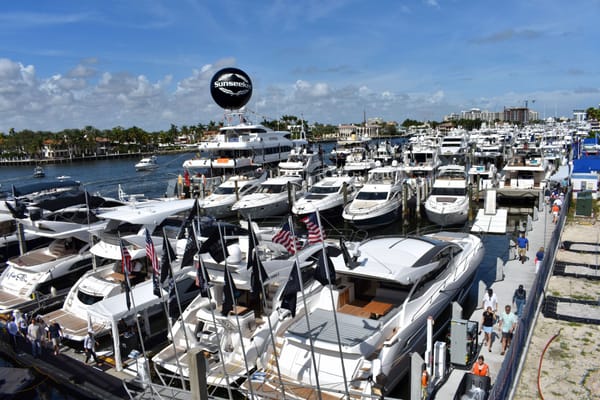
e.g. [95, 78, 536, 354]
[537, 329, 561, 399]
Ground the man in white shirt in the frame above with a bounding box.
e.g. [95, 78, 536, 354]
[84, 331, 101, 364]
[26, 318, 43, 358]
[482, 288, 498, 313]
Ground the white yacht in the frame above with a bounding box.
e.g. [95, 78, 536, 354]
[251, 231, 484, 399]
[182, 111, 294, 174]
[342, 165, 404, 229]
[135, 155, 158, 171]
[292, 175, 358, 217]
[200, 170, 267, 219]
[231, 175, 305, 219]
[424, 165, 470, 226]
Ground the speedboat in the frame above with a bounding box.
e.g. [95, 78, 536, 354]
[33, 166, 45, 178]
[424, 165, 470, 226]
[251, 231, 484, 399]
[182, 111, 294, 175]
[231, 175, 305, 219]
[342, 165, 405, 229]
[200, 170, 267, 219]
[292, 175, 358, 217]
[135, 155, 158, 171]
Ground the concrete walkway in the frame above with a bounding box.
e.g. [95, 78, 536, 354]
[435, 202, 556, 398]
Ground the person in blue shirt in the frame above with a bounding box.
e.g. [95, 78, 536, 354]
[517, 232, 529, 264]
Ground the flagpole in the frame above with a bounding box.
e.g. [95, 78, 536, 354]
[315, 210, 350, 398]
[119, 234, 155, 395]
[159, 228, 187, 389]
[192, 223, 234, 400]
[288, 215, 323, 400]
[248, 218, 286, 397]
[217, 225, 257, 400]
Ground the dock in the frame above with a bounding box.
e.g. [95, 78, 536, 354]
[434, 191, 566, 399]
[471, 189, 508, 234]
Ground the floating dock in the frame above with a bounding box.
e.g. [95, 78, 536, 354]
[471, 189, 508, 234]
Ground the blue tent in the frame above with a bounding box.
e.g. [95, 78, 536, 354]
[573, 156, 600, 174]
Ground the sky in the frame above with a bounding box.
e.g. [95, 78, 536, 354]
[0, 0, 599, 134]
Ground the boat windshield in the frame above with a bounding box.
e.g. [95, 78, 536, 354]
[311, 186, 339, 194]
[258, 184, 286, 194]
[356, 191, 388, 200]
[431, 187, 467, 196]
[77, 290, 104, 306]
[213, 186, 236, 195]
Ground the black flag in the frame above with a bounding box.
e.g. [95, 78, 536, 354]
[314, 251, 336, 286]
[160, 234, 176, 285]
[280, 262, 300, 318]
[177, 198, 199, 240]
[195, 256, 210, 297]
[222, 266, 237, 316]
[180, 232, 198, 267]
[247, 224, 269, 301]
[199, 227, 228, 263]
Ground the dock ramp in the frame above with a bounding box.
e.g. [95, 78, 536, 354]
[471, 190, 507, 234]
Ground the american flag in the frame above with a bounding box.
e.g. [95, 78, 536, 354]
[120, 239, 132, 274]
[300, 213, 323, 244]
[272, 221, 298, 254]
[145, 229, 159, 275]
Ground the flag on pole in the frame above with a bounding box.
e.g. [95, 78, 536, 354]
[222, 266, 237, 316]
[247, 223, 269, 302]
[145, 229, 161, 298]
[160, 233, 176, 285]
[280, 262, 300, 317]
[177, 198, 199, 240]
[181, 232, 199, 267]
[300, 213, 324, 244]
[314, 251, 336, 286]
[272, 221, 299, 254]
[194, 256, 210, 297]
[119, 239, 133, 310]
[199, 226, 229, 263]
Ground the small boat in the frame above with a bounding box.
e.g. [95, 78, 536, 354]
[231, 175, 305, 219]
[134, 155, 158, 171]
[292, 175, 359, 217]
[200, 170, 267, 218]
[33, 166, 45, 178]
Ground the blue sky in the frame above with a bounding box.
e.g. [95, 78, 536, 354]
[0, 0, 598, 133]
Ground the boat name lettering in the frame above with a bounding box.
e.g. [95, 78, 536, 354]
[214, 81, 252, 90]
[8, 272, 27, 282]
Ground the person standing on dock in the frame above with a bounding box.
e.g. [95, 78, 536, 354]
[47, 321, 63, 356]
[26, 317, 43, 358]
[498, 305, 518, 356]
[517, 232, 529, 264]
[482, 288, 498, 314]
[84, 330, 100, 365]
[535, 247, 545, 274]
[512, 285, 527, 317]
[471, 355, 490, 377]
[6, 316, 20, 350]
[479, 306, 496, 352]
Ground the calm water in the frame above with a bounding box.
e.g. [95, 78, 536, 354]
[0, 142, 520, 399]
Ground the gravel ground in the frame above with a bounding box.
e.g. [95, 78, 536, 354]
[514, 221, 600, 400]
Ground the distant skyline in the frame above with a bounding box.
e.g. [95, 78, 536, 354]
[1, 0, 599, 133]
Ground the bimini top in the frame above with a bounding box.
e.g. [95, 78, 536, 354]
[335, 235, 462, 284]
[11, 179, 81, 197]
[97, 198, 195, 225]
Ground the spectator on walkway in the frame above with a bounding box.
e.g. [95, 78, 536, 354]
[26, 317, 43, 358]
[36, 316, 48, 348]
[517, 232, 529, 264]
[512, 284, 527, 317]
[6, 316, 20, 350]
[479, 306, 496, 352]
[47, 320, 63, 356]
[498, 305, 518, 356]
[552, 203, 560, 224]
[16, 311, 27, 337]
[535, 247, 545, 274]
[471, 355, 490, 377]
[482, 288, 498, 313]
[84, 330, 100, 364]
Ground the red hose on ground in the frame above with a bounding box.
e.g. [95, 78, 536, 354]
[537, 329, 562, 400]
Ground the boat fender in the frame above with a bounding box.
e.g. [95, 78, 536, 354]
[372, 358, 382, 381]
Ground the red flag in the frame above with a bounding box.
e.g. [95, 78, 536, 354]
[272, 221, 299, 254]
[300, 213, 324, 244]
[120, 239, 132, 274]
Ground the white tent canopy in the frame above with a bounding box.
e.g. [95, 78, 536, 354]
[548, 165, 570, 183]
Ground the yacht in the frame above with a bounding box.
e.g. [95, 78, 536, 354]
[152, 232, 340, 387]
[424, 165, 470, 226]
[200, 170, 267, 219]
[134, 155, 158, 171]
[182, 111, 294, 175]
[250, 231, 484, 399]
[342, 165, 405, 229]
[39, 198, 197, 341]
[438, 129, 468, 164]
[292, 175, 358, 217]
[33, 166, 45, 178]
[0, 179, 82, 216]
[231, 175, 305, 219]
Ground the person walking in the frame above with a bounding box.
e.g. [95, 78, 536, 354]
[47, 321, 63, 356]
[535, 247, 545, 274]
[471, 355, 490, 377]
[479, 306, 496, 352]
[482, 288, 498, 314]
[26, 317, 43, 358]
[517, 232, 529, 264]
[512, 284, 527, 317]
[84, 330, 100, 364]
[6, 316, 20, 350]
[551, 202, 560, 224]
[498, 304, 518, 355]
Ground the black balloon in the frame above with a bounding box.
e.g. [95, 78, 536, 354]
[210, 67, 253, 110]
